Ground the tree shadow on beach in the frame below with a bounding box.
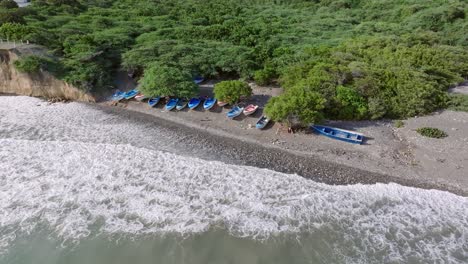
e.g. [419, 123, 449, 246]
[249, 94, 271, 108]
[208, 105, 224, 114]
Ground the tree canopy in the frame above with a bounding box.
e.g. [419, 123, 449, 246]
[10, 0, 468, 120]
[140, 64, 199, 98]
[0, 0, 18, 9]
[213, 80, 252, 104]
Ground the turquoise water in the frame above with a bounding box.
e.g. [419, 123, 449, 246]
[0, 96, 467, 263]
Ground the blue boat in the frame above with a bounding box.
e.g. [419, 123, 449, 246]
[111, 91, 125, 101]
[165, 98, 179, 111]
[148, 97, 161, 107]
[176, 99, 188, 110]
[123, 89, 139, 100]
[188, 97, 201, 110]
[203, 98, 216, 110]
[193, 77, 204, 85]
[227, 106, 244, 119]
[311, 125, 364, 144]
[256, 116, 270, 129]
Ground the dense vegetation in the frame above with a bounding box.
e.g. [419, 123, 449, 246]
[447, 94, 468, 112]
[13, 55, 60, 74]
[2, 0, 467, 123]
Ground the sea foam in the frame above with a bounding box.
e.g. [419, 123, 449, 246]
[0, 96, 467, 263]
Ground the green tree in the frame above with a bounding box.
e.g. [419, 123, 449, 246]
[332, 86, 368, 120]
[213, 80, 252, 104]
[0, 23, 32, 40]
[0, 10, 25, 25]
[264, 87, 326, 126]
[0, 0, 18, 9]
[254, 65, 276, 86]
[140, 64, 199, 98]
[13, 56, 43, 73]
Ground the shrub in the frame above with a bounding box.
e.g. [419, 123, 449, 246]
[254, 67, 276, 86]
[13, 56, 43, 73]
[0, 0, 18, 9]
[394, 120, 404, 128]
[264, 86, 326, 126]
[0, 23, 33, 40]
[0, 9, 25, 25]
[447, 94, 468, 112]
[213, 80, 252, 104]
[416, 127, 448, 138]
[140, 64, 199, 98]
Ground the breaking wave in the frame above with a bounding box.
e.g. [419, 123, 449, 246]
[0, 96, 467, 263]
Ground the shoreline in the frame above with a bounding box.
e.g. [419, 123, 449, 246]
[94, 100, 468, 196]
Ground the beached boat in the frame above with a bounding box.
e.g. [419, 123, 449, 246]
[203, 98, 217, 110]
[188, 98, 201, 110]
[256, 116, 270, 129]
[135, 94, 148, 101]
[243, 104, 258, 116]
[217, 101, 228, 107]
[111, 91, 125, 101]
[148, 97, 160, 107]
[193, 77, 204, 85]
[311, 125, 364, 144]
[227, 106, 244, 119]
[123, 89, 139, 100]
[165, 98, 179, 111]
[176, 99, 188, 110]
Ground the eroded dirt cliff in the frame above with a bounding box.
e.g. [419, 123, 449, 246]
[0, 45, 94, 102]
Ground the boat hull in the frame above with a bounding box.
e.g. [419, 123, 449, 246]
[123, 90, 139, 100]
[311, 125, 364, 144]
[243, 105, 258, 116]
[203, 98, 217, 110]
[148, 97, 160, 107]
[165, 99, 179, 111]
[227, 107, 243, 119]
[176, 101, 188, 111]
[111, 91, 125, 101]
[256, 116, 269, 129]
[188, 98, 201, 110]
[135, 95, 148, 101]
[193, 77, 204, 84]
[217, 101, 228, 107]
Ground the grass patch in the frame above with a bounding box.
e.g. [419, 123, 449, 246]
[447, 94, 468, 112]
[416, 127, 448, 138]
[394, 120, 404, 128]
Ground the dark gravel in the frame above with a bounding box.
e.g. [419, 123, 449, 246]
[94, 104, 467, 196]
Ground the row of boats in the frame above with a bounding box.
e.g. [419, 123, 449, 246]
[111, 89, 271, 129]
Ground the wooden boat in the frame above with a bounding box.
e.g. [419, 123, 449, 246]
[188, 98, 201, 110]
[176, 99, 188, 110]
[135, 93, 148, 101]
[193, 77, 204, 85]
[217, 101, 228, 107]
[165, 98, 179, 111]
[203, 98, 216, 110]
[256, 116, 270, 129]
[227, 106, 244, 119]
[243, 104, 258, 116]
[111, 91, 125, 101]
[123, 89, 139, 100]
[311, 125, 364, 144]
[148, 97, 161, 107]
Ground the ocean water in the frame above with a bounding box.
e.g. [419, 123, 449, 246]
[0, 96, 467, 264]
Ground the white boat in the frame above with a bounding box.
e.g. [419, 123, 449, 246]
[135, 94, 148, 101]
[243, 104, 258, 116]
